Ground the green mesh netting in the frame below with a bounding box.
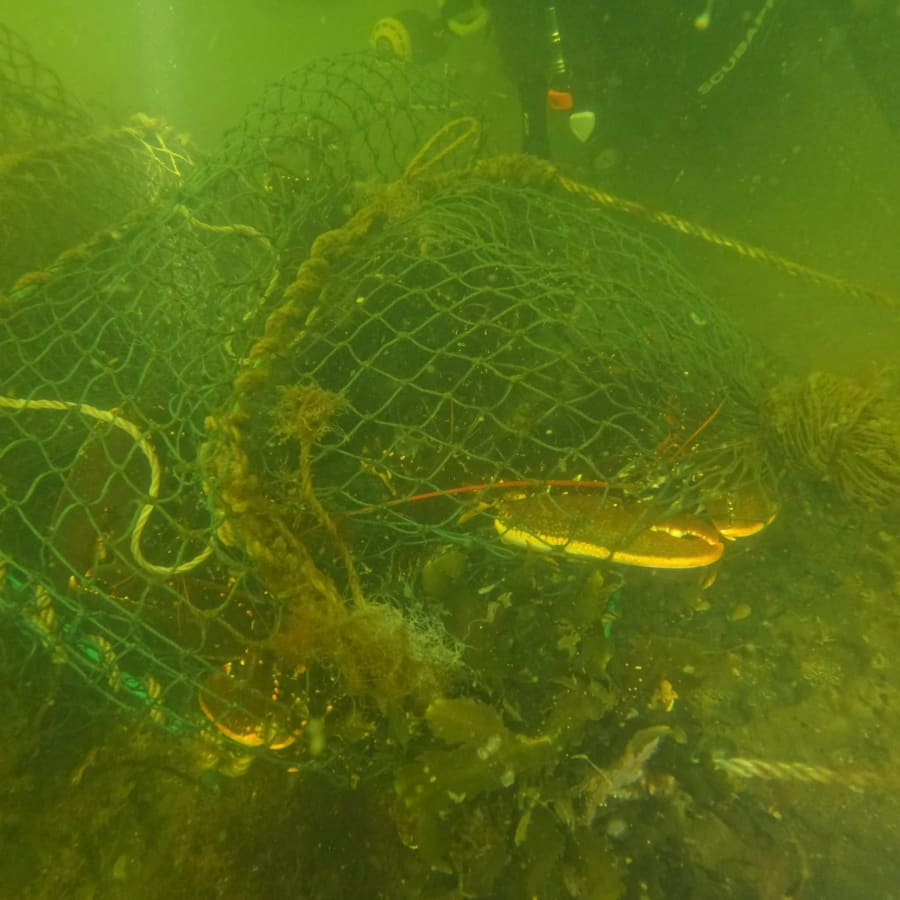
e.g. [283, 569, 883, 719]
[188, 131, 788, 760]
[1, 50, 484, 766]
[5, 41, 891, 777]
[0, 26, 193, 289]
[207, 161, 779, 595]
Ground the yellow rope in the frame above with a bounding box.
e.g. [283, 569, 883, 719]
[0, 395, 212, 577]
[556, 173, 898, 308]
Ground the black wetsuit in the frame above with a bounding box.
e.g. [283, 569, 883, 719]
[487, 1, 899, 157]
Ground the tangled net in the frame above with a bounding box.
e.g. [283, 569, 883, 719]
[0, 26, 192, 290]
[0, 44, 488, 767]
[0, 29, 895, 784]
[203, 133, 781, 598]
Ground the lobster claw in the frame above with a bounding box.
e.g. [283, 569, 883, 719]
[492, 483, 777, 569]
[199, 651, 306, 751]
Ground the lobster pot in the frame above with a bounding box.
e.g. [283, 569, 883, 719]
[222, 173, 780, 594]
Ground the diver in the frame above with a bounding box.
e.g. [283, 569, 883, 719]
[370, 1, 588, 159]
[371, 1, 900, 164]
[369, 2, 753, 160]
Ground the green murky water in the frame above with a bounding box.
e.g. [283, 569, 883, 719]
[1, 3, 898, 898]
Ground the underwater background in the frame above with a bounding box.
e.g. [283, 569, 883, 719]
[1, 2, 899, 898]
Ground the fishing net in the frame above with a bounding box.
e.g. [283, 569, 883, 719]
[0, 21, 92, 150]
[0, 50, 485, 768]
[0, 25, 193, 290]
[204, 142, 782, 598]
[1, 36, 896, 782]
